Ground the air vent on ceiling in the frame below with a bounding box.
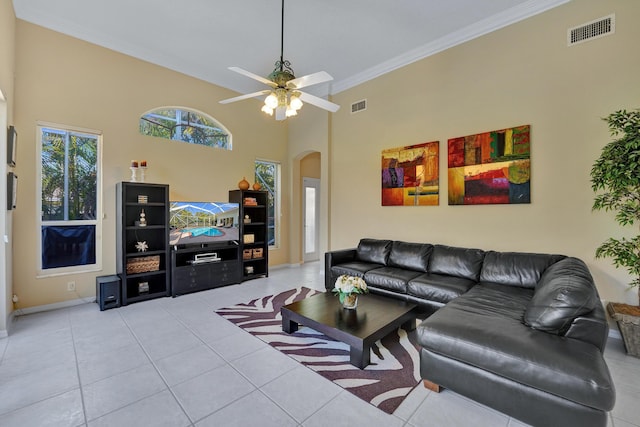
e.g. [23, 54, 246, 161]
[351, 99, 367, 114]
[568, 14, 615, 46]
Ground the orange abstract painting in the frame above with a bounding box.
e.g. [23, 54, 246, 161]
[382, 141, 439, 206]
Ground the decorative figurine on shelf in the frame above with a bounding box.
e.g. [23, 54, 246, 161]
[238, 177, 250, 190]
[139, 160, 147, 182]
[139, 209, 147, 227]
[135, 241, 148, 252]
[244, 214, 251, 224]
[130, 160, 138, 182]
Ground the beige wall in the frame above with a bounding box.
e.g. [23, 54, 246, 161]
[0, 0, 15, 117]
[13, 21, 289, 309]
[329, 0, 640, 305]
[0, 0, 16, 333]
[300, 152, 321, 179]
[9, 0, 640, 310]
[289, 108, 330, 265]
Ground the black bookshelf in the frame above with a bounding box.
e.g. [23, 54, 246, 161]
[116, 182, 170, 305]
[229, 189, 269, 281]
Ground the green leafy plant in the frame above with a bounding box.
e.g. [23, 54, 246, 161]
[591, 109, 640, 294]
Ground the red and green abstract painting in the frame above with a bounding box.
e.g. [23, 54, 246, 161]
[448, 125, 530, 205]
[382, 141, 439, 206]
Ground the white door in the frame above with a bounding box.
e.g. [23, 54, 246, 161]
[303, 177, 320, 262]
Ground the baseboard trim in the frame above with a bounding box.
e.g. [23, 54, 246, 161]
[14, 297, 94, 317]
[270, 263, 300, 271]
[608, 328, 621, 340]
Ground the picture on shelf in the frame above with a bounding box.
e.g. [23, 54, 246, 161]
[169, 201, 240, 246]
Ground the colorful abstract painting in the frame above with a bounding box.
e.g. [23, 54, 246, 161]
[382, 141, 439, 206]
[447, 125, 530, 205]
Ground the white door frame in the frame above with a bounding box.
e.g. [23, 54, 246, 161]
[303, 177, 320, 262]
[0, 89, 9, 336]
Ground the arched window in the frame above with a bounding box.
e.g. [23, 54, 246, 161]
[140, 107, 232, 150]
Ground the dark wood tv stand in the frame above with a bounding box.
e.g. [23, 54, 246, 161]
[171, 242, 241, 296]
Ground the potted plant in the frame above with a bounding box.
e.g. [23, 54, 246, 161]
[591, 109, 640, 357]
[333, 275, 369, 309]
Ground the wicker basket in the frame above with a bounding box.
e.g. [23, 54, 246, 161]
[607, 302, 640, 358]
[243, 249, 253, 260]
[126, 255, 160, 274]
[252, 248, 263, 259]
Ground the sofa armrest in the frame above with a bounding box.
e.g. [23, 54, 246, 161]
[564, 303, 609, 351]
[324, 248, 356, 289]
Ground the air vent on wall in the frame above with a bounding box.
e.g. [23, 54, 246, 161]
[568, 14, 615, 46]
[351, 99, 367, 114]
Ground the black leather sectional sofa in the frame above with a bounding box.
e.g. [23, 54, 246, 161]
[325, 238, 615, 427]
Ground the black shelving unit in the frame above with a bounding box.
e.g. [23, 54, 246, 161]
[116, 182, 170, 305]
[229, 189, 269, 281]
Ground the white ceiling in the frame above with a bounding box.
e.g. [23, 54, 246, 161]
[12, 0, 569, 98]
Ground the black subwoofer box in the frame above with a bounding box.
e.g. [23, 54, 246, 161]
[96, 275, 121, 311]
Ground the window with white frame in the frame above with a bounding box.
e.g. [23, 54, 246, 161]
[255, 159, 280, 248]
[38, 124, 102, 275]
[139, 107, 232, 150]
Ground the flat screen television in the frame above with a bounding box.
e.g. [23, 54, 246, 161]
[169, 201, 239, 247]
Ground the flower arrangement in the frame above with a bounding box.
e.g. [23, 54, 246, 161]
[333, 275, 368, 305]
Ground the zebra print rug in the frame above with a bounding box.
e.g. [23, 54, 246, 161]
[215, 287, 421, 414]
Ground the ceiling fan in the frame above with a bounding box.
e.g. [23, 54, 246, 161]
[219, 0, 340, 121]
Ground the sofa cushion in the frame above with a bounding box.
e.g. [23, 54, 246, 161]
[388, 241, 432, 272]
[364, 267, 421, 294]
[524, 257, 599, 335]
[479, 251, 565, 288]
[331, 262, 382, 281]
[408, 273, 476, 304]
[417, 283, 615, 411]
[356, 239, 392, 265]
[429, 245, 485, 280]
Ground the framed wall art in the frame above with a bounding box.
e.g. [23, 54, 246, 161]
[7, 125, 17, 166]
[448, 124, 530, 205]
[382, 141, 439, 206]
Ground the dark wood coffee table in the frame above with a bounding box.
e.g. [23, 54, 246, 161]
[281, 292, 417, 369]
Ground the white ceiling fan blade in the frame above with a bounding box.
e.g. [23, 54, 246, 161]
[275, 106, 287, 121]
[219, 89, 271, 104]
[287, 71, 333, 90]
[298, 92, 340, 113]
[229, 67, 277, 88]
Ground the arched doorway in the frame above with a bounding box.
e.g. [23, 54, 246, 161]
[298, 151, 321, 263]
[303, 177, 320, 262]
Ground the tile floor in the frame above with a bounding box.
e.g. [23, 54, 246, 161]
[0, 262, 638, 427]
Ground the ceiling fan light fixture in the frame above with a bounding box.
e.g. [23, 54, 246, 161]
[276, 88, 288, 106]
[220, 0, 339, 118]
[290, 92, 303, 110]
[264, 92, 279, 109]
[285, 106, 298, 117]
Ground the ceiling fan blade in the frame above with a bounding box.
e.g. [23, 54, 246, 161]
[228, 67, 277, 88]
[219, 89, 272, 104]
[298, 92, 340, 113]
[275, 106, 287, 121]
[287, 71, 333, 90]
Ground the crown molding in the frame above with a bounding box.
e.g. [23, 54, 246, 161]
[331, 0, 571, 95]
